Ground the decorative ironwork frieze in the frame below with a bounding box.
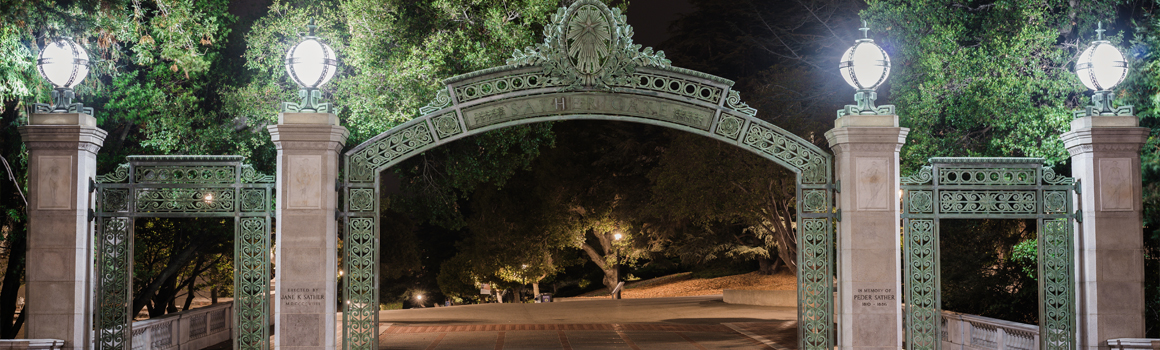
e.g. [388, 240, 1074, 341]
[431, 113, 463, 139]
[348, 122, 434, 183]
[134, 166, 235, 184]
[96, 217, 131, 350]
[236, 217, 270, 350]
[348, 189, 374, 212]
[419, 88, 453, 114]
[1040, 218, 1075, 350]
[908, 191, 933, 213]
[938, 168, 1036, 185]
[801, 190, 828, 213]
[714, 114, 745, 140]
[742, 123, 829, 184]
[344, 218, 377, 350]
[135, 188, 236, 212]
[798, 218, 833, 350]
[905, 219, 938, 350]
[726, 90, 757, 116]
[98, 163, 130, 183]
[938, 191, 1036, 214]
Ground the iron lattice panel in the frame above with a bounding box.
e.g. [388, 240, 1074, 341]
[94, 156, 274, 350]
[901, 158, 1077, 350]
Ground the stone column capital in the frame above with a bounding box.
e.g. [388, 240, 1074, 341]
[20, 113, 107, 155]
[267, 124, 349, 153]
[1061, 125, 1149, 157]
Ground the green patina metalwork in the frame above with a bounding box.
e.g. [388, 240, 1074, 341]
[94, 155, 275, 350]
[901, 158, 1077, 350]
[341, 1, 836, 349]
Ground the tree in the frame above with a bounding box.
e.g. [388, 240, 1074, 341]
[643, 132, 798, 274]
[862, 0, 1119, 170]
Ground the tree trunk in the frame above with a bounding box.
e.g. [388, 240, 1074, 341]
[0, 224, 25, 338]
[182, 279, 196, 311]
[532, 282, 540, 300]
[210, 287, 217, 304]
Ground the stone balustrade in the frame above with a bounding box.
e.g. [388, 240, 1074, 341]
[0, 339, 65, 350]
[940, 311, 1038, 350]
[130, 302, 232, 350]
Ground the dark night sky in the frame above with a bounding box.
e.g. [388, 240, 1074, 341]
[626, 0, 697, 48]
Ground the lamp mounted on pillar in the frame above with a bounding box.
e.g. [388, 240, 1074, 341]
[33, 37, 93, 115]
[1075, 22, 1132, 118]
[283, 19, 338, 114]
[837, 21, 893, 118]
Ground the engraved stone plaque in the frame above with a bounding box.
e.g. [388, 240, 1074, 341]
[462, 93, 714, 131]
[851, 285, 898, 311]
[856, 157, 889, 210]
[37, 156, 72, 210]
[287, 155, 322, 209]
[1099, 158, 1133, 211]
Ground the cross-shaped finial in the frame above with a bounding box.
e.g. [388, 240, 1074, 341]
[1096, 21, 1105, 41]
[307, 18, 317, 37]
[859, 20, 870, 39]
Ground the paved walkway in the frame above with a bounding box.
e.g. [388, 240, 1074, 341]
[377, 295, 798, 350]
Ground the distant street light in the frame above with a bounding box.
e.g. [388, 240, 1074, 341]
[33, 37, 93, 115]
[612, 232, 623, 299]
[1075, 22, 1132, 117]
[283, 19, 337, 113]
[837, 22, 893, 117]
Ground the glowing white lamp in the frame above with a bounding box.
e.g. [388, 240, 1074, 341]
[282, 20, 338, 113]
[285, 37, 337, 89]
[1075, 22, 1132, 117]
[33, 37, 93, 114]
[837, 22, 894, 117]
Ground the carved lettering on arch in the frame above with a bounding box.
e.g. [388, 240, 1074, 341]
[287, 155, 322, 209]
[856, 157, 889, 210]
[1099, 158, 1134, 211]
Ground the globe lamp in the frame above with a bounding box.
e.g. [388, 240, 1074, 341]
[33, 37, 93, 115]
[283, 20, 338, 113]
[837, 22, 894, 118]
[1075, 22, 1132, 117]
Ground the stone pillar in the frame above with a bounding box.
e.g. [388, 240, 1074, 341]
[1061, 115, 1149, 350]
[268, 113, 347, 350]
[18, 113, 106, 349]
[825, 114, 908, 350]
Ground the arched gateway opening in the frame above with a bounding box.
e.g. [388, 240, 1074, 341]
[340, 1, 836, 349]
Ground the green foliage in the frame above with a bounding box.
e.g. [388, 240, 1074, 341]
[863, 0, 1119, 170]
[940, 219, 1039, 324]
[1011, 238, 1038, 280]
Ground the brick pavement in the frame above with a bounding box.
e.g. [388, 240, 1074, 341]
[378, 322, 798, 350]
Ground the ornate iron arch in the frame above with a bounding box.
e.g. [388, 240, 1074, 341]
[340, 1, 836, 349]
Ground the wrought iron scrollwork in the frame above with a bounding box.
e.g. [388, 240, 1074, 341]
[901, 158, 1076, 350]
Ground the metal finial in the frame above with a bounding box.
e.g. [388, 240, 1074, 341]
[859, 21, 870, 39]
[307, 19, 317, 37]
[1096, 21, 1105, 41]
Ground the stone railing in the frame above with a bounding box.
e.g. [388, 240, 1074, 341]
[1106, 339, 1160, 349]
[0, 339, 65, 350]
[131, 302, 231, 350]
[941, 311, 1039, 350]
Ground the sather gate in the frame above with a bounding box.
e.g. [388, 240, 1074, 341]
[339, 1, 837, 349]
